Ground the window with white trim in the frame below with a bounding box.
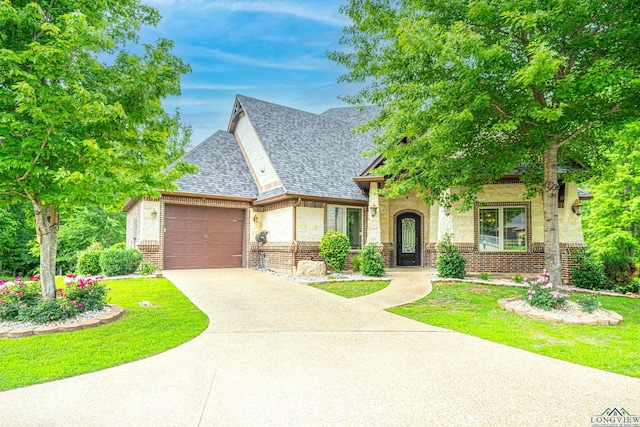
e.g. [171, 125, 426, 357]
[478, 206, 526, 251]
[327, 206, 363, 249]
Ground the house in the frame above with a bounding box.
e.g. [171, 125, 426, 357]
[124, 95, 590, 282]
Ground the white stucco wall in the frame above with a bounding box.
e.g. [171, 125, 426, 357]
[296, 207, 324, 241]
[261, 207, 293, 242]
[140, 201, 161, 242]
[235, 113, 281, 191]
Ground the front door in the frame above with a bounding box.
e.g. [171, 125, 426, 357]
[396, 213, 421, 266]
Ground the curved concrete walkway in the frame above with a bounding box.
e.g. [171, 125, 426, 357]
[0, 268, 638, 427]
[354, 267, 434, 309]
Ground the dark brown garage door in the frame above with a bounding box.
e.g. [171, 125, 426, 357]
[164, 205, 244, 269]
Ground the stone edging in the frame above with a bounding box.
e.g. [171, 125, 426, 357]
[0, 305, 125, 339]
[498, 297, 623, 326]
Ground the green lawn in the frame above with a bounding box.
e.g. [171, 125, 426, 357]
[389, 283, 640, 378]
[0, 278, 209, 391]
[310, 280, 391, 298]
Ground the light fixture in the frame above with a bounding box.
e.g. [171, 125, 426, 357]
[571, 199, 583, 216]
[151, 209, 158, 219]
[443, 204, 452, 216]
[370, 204, 378, 217]
[253, 214, 259, 223]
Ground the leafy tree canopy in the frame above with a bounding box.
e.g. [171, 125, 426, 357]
[0, 0, 196, 297]
[329, 0, 640, 284]
[330, 0, 640, 205]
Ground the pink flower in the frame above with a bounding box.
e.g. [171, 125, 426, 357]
[77, 302, 83, 308]
[528, 295, 533, 300]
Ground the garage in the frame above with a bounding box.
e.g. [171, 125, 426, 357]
[164, 204, 245, 269]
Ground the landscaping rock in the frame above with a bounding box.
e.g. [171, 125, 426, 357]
[33, 326, 59, 335]
[8, 328, 34, 338]
[296, 260, 326, 277]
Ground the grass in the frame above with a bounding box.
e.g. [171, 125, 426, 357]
[310, 280, 391, 298]
[389, 282, 640, 378]
[0, 278, 209, 391]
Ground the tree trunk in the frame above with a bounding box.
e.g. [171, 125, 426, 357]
[542, 144, 563, 285]
[33, 201, 59, 300]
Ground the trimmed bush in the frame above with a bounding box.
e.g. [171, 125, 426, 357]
[361, 243, 385, 277]
[602, 252, 637, 289]
[100, 248, 143, 277]
[77, 250, 103, 276]
[350, 254, 362, 272]
[436, 233, 466, 279]
[109, 242, 126, 250]
[571, 251, 608, 290]
[319, 231, 351, 272]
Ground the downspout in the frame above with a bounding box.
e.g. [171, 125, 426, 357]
[292, 197, 302, 271]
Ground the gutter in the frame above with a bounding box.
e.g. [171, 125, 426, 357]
[292, 197, 302, 269]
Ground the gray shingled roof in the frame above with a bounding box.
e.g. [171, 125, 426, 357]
[171, 130, 258, 199]
[237, 95, 380, 202]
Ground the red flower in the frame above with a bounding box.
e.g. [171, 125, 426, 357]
[77, 302, 83, 308]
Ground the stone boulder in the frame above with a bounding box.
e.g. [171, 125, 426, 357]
[296, 260, 326, 277]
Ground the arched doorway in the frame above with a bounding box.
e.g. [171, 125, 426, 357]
[396, 212, 421, 266]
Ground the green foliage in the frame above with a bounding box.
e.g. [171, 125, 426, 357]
[480, 272, 490, 281]
[0, 276, 109, 323]
[139, 262, 157, 276]
[319, 231, 352, 272]
[602, 252, 637, 290]
[99, 248, 143, 277]
[512, 275, 523, 284]
[524, 270, 571, 310]
[582, 121, 640, 264]
[0, 202, 38, 276]
[360, 243, 385, 277]
[350, 254, 362, 272]
[0, 0, 197, 298]
[436, 233, 466, 279]
[109, 242, 126, 250]
[56, 207, 126, 271]
[77, 250, 103, 276]
[571, 251, 609, 290]
[576, 294, 601, 314]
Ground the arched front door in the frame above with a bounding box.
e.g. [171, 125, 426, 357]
[396, 213, 421, 266]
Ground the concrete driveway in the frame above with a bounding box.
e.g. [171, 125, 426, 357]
[1, 268, 639, 426]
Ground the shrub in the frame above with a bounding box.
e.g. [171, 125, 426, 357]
[100, 248, 143, 277]
[77, 250, 103, 276]
[319, 231, 351, 272]
[139, 262, 157, 276]
[602, 252, 636, 289]
[523, 269, 571, 310]
[571, 251, 608, 290]
[109, 242, 126, 250]
[360, 243, 385, 277]
[350, 254, 362, 272]
[480, 272, 490, 281]
[616, 278, 640, 295]
[576, 294, 601, 313]
[512, 275, 523, 284]
[436, 233, 466, 279]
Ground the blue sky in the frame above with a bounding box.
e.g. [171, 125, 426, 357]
[141, 0, 355, 145]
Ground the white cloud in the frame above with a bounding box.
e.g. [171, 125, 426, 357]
[200, 48, 329, 71]
[148, 0, 348, 27]
[181, 83, 256, 91]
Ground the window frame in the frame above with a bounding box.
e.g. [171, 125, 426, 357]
[326, 205, 363, 249]
[476, 203, 530, 252]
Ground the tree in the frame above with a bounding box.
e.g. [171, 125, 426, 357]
[0, 1, 196, 298]
[582, 121, 640, 261]
[0, 202, 39, 276]
[329, 0, 640, 284]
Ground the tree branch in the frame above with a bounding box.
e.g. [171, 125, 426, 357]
[16, 124, 54, 182]
[531, 84, 547, 109]
[489, 101, 510, 118]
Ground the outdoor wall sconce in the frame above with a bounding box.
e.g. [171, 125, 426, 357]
[571, 199, 583, 216]
[253, 214, 259, 223]
[370, 204, 378, 217]
[443, 204, 452, 216]
[151, 209, 158, 219]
